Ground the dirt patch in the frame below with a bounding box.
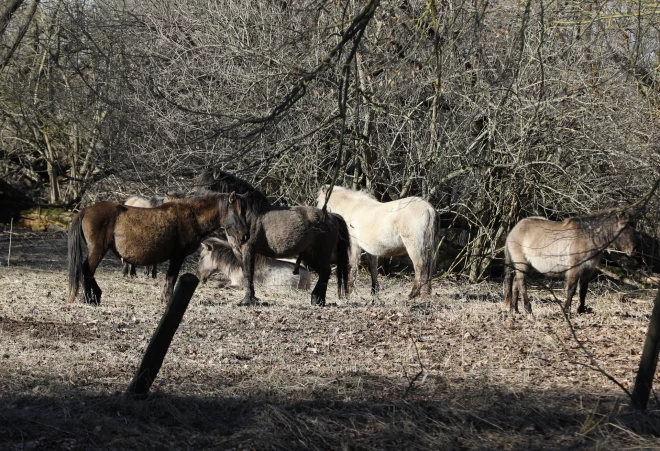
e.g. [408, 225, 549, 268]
[0, 228, 659, 449]
[0, 316, 93, 344]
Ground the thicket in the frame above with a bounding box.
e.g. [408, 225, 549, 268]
[2, 0, 660, 279]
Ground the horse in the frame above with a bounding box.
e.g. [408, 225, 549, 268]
[503, 209, 636, 315]
[122, 191, 185, 278]
[195, 169, 349, 306]
[316, 186, 439, 299]
[67, 192, 248, 305]
[197, 237, 311, 290]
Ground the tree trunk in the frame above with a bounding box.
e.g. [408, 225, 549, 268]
[127, 274, 199, 397]
[631, 288, 660, 410]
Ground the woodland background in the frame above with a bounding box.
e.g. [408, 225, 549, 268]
[2, 0, 660, 281]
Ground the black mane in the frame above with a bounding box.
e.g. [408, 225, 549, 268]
[195, 169, 270, 213]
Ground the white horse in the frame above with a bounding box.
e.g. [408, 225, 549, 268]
[317, 186, 439, 298]
[197, 238, 311, 290]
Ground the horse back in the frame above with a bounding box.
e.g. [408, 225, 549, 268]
[253, 206, 337, 258]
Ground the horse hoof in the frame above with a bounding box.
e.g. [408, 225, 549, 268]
[237, 296, 260, 306]
[310, 295, 325, 307]
[85, 297, 101, 306]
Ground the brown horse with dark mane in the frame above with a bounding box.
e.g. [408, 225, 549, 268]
[195, 169, 349, 306]
[67, 192, 247, 305]
[122, 191, 185, 278]
[504, 209, 635, 315]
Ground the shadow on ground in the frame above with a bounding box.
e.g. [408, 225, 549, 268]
[2, 373, 660, 450]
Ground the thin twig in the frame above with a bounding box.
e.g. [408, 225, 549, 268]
[7, 218, 12, 266]
[540, 281, 633, 398]
[403, 331, 425, 399]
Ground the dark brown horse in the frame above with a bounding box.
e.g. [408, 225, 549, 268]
[122, 191, 185, 278]
[504, 209, 635, 315]
[195, 169, 349, 306]
[68, 192, 247, 305]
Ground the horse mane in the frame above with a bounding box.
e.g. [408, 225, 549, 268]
[320, 185, 377, 201]
[564, 209, 622, 229]
[195, 169, 270, 213]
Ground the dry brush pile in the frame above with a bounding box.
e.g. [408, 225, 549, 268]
[2, 0, 660, 281]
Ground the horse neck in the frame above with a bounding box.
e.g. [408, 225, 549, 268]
[190, 197, 223, 235]
[579, 217, 625, 250]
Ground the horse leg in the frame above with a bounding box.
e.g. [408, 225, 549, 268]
[161, 257, 184, 303]
[83, 246, 106, 305]
[347, 243, 361, 294]
[293, 256, 302, 275]
[511, 270, 527, 313]
[366, 253, 379, 296]
[511, 272, 520, 313]
[129, 264, 136, 277]
[521, 275, 532, 313]
[407, 248, 424, 299]
[238, 244, 260, 306]
[123, 262, 129, 277]
[577, 270, 593, 314]
[563, 271, 579, 316]
[151, 265, 158, 279]
[503, 273, 514, 312]
[311, 260, 330, 307]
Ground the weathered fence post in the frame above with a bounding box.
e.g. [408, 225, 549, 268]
[631, 287, 660, 410]
[127, 273, 199, 397]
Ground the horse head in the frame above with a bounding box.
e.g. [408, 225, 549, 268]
[223, 192, 249, 244]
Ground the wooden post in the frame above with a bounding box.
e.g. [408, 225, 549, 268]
[127, 273, 199, 397]
[631, 287, 660, 410]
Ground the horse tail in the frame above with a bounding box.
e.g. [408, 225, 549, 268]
[335, 215, 350, 298]
[503, 244, 514, 310]
[67, 210, 86, 303]
[421, 207, 439, 295]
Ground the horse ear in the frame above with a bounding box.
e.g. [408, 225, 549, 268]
[229, 191, 236, 204]
[202, 241, 211, 251]
[235, 194, 243, 215]
[616, 210, 631, 225]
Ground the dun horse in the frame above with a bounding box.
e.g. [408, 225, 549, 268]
[504, 209, 635, 315]
[197, 238, 311, 290]
[317, 186, 439, 299]
[195, 169, 349, 306]
[122, 192, 184, 278]
[67, 192, 247, 305]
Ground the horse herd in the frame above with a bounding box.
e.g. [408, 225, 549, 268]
[67, 169, 636, 315]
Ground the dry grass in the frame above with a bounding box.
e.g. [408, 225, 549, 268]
[1, 228, 660, 450]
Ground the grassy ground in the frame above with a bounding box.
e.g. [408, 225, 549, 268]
[1, 228, 659, 450]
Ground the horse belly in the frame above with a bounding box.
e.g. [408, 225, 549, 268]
[262, 226, 315, 257]
[354, 223, 406, 257]
[525, 254, 571, 276]
[114, 227, 173, 265]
